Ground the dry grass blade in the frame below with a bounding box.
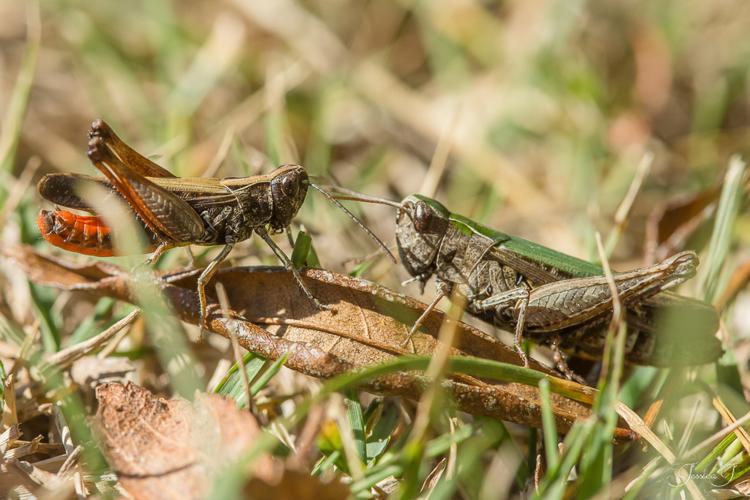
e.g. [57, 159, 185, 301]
[44, 310, 140, 369]
[615, 403, 705, 499]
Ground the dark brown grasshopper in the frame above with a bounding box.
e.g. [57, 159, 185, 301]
[330, 189, 722, 373]
[37, 119, 392, 327]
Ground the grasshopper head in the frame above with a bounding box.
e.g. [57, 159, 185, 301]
[269, 164, 309, 231]
[396, 195, 450, 286]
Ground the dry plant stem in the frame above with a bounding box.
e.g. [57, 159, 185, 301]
[677, 398, 703, 455]
[202, 125, 235, 178]
[57, 445, 82, 477]
[2, 373, 17, 428]
[287, 404, 325, 469]
[0, 156, 40, 228]
[713, 397, 750, 453]
[716, 258, 750, 310]
[407, 291, 467, 447]
[446, 416, 458, 480]
[229, 0, 551, 217]
[53, 406, 86, 497]
[595, 232, 623, 382]
[605, 152, 652, 257]
[46, 309, 140, 369]
[418, 107, 459, 198]
[616, 402, 705, 499]
[97, 318, 137, 359]
[682, 410, 750, 460]
[215, 282, 253, 415]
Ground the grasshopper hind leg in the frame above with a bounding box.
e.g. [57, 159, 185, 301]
[473, 287, 531, 367]
[549, 336, 586, 383]
[196, 243, 234, 329]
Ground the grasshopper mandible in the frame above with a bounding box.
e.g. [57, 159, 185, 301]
[37, 120, 393, 327]
[331, 189, 721, 373]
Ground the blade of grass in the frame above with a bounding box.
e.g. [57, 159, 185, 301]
[539, 378, 559, 471]
[210, 353, 599, 499]
[699, 155, 747, 303]
[0, 2, 40, 175]
[344, 390, 367, 463]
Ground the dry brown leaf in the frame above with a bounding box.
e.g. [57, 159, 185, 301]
[96, 382, 274, 500]
[644, 183, 720, 264]
[96, 382, 347, 500]
[8, 246, 635, 440]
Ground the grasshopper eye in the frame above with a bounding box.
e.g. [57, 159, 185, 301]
[281, 175, 298, 197]
[414, 201, 431, 232]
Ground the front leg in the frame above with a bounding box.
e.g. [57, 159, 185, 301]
[256, 227, 330, 311]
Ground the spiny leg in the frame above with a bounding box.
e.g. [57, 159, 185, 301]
[474, 287, 530, 367]
[402, 287, 448, 348]
[196, 243, 234, 329]
[256, 227, 330, 310]
[145, 242, 174, 266]
[132, 242, 174, 275]
[513, 296, 530, 367]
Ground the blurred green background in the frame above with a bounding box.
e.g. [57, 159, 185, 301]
[2, 1, 750, 496]
[4, 0, 749, 272]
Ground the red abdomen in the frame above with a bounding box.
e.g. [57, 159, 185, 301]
[37, 209, 115, 257]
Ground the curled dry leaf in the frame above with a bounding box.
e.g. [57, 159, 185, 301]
[644, 183, 720, 264]
[96, 383, 348, 500]
[7, 246, 635, 440]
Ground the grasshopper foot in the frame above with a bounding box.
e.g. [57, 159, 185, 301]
[515, 343, 529, 368]
[550, 337, 585, 384]
[200, 303, 234, 331]
[309, 295, 332, 311]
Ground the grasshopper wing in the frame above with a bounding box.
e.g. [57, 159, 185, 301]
[87, 135, 205, 243]
[37, 173, 115, 212]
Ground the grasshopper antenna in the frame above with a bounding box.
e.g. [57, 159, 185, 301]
[309, 183, 397, 263]
[317, 185, 403, 208]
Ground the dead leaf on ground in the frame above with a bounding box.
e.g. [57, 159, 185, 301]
[644, 183, 720, 264]
[7, 246, 635, 440]
[97, 382, 347, 500]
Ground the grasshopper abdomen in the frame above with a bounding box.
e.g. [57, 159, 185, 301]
[37, 209, 118, 257]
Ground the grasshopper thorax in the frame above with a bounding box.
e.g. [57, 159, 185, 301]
[269, 164, 309, 232]
[395, 195, 451, 284]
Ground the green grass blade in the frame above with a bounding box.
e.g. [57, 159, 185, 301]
[699, 156, 747, 303]
[539, 378, 560, 471]
[0, 5, 39, 175]
[344, 390, 367, 463]
[249, 353, 288, 395]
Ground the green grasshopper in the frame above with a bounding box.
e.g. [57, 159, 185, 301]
[332, 190, 721, 374]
